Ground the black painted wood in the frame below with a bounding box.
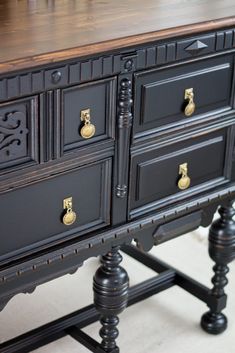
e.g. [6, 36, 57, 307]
[134, 54, 234, 136]
[0, 96, 38, 171]
[153, 210, 202, 244]
[93, 247, 129, 352]
[129, 125, 233, 219]
[0, 245, 227, 353]
[201, 201, 235, 334]
[0, 28, 235, 103]
[111, 73, 133, 225]
[0, 183, 234, 311]
[0, 158, 112, 261]
[0, 18, 235, 353]
[61, 77, 116, 154]
[116, 78, 133, 198]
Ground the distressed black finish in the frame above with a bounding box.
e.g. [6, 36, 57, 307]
[0, 18, 235, 353]
[129, 125, 233, 218]
[134, 55, 233, 135]
[1, 28, 235, 102]
[94, 247, 129, 352]
[61, 77, 116, 153]
[201, 202, 235, 334]
[0, 159, 112, 260]
[116, 78, 133, 198]
[1, 244, 232, 353]
[0, 96, 38, 171]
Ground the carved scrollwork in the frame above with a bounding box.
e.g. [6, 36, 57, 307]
[0, 111, 29, 162]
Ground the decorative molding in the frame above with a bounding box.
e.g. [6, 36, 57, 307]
[0, 29, 234, 103]
[0, 55, 121, 102]
[184, 40, 208, 54]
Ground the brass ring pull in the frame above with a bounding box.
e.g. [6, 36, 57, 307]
[178, 163, 191, 190]
[62, 197, 77, 226]
[184, 88, 195, 117]
[80, 108, 96, 139]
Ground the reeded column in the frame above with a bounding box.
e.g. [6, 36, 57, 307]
[201, 202, 235, 334]
[93, 247, 129, 352]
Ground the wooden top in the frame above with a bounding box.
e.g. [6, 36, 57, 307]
[0, 0, 235, 74]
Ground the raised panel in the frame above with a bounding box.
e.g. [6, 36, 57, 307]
[61, 77, 116, 153]
[134, 55, 234, 136]
[129, 127, 232, 219]
[0, 158, 112, 261]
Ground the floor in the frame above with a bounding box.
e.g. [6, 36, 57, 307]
[0, 226, 234, 353]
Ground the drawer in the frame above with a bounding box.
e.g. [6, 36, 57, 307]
[129, 127, 232, 219]
[61, 77, 116, 153]
[0, 159, 111, 260]
[0, 96, 38, 171]
[134, 55, 234, 136]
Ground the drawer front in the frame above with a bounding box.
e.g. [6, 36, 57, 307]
[134, 55, 234, 135]
[0, 159, 111, 260]
[0, 96, 38, 171]
[129, 127, 232, 219]
[62, 77, 116, 153]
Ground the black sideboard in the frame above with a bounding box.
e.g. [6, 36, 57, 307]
[0, 1, 235, 352]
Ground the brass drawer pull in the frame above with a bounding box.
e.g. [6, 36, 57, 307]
[80, 108, 96, 139]
[184, 88, 195, 117]
[178, 163, 191, 190]
[62, 197, 77, 226]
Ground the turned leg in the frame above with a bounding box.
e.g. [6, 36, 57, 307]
[201, 202, 235, 334]
[93, 246, 129, 353]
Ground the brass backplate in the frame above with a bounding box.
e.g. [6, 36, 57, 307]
[80, 108, 91, 121]
[63, 197, 73, 210]
[179, 163, 188, 175]
[178, 163, 191, 190]
[184, 88, 193, 100]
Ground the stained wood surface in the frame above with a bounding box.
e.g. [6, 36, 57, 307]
[0, 0, 235, 73]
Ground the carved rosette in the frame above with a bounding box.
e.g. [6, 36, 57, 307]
[0, 111, 29, 163]
[116, 78, 133, 198]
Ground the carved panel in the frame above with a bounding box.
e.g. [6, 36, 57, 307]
[0, 112, 28, 162]
[0, 97, 38, 170]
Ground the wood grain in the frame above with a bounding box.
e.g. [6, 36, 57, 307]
[0, 0, 234, 73]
